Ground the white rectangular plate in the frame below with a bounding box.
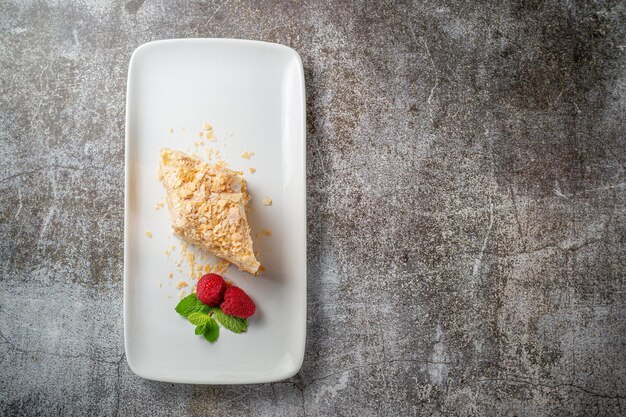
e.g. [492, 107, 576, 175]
[124, 39, 306, 384]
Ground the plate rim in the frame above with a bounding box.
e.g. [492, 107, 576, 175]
[123, 38, 307, 384]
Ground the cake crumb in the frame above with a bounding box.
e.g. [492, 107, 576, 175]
[144, 231, 153, 238]
[241, 151, 254, 160]
[191, 286, 197, 294]
[165, 250, 170, 256]
[198, 131, 203, 137]
[178, 290, 186, 299]
[259, 265, 266, 273]
[154, 202, 164, 210]
[168, 128, 174, 134]
[203, 264, 211, 273]
[168, 272, 173, 279]
[262, 228, 272, 237]
[175, 281, 188, 289]
[202, 123, 216, 141]
[249, 167, 256, 174]
[262, 197, 272, 206]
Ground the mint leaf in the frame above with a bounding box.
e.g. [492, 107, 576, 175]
[187, 311, 212, 326]
[212, 308, 248, 334]
[175, 293, 210, 317]
[195, 324, 206, 335]
[203, 317, 219, 343]
[175, 296, 245, 344]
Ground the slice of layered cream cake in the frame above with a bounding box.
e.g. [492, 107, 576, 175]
[158, 148, 260, 274]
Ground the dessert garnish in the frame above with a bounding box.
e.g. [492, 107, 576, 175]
[175, 273, 255, 343]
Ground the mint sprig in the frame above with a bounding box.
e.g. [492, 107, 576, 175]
[174, 293, 248, 344]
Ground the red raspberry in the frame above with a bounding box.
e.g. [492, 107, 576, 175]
[196, 273, 226, 306]
[220, 286, 256, 318]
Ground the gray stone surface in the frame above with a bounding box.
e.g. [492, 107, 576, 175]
[1, 0, 625, 415]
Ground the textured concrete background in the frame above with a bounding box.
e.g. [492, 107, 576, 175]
[1, 0, 625, 416]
